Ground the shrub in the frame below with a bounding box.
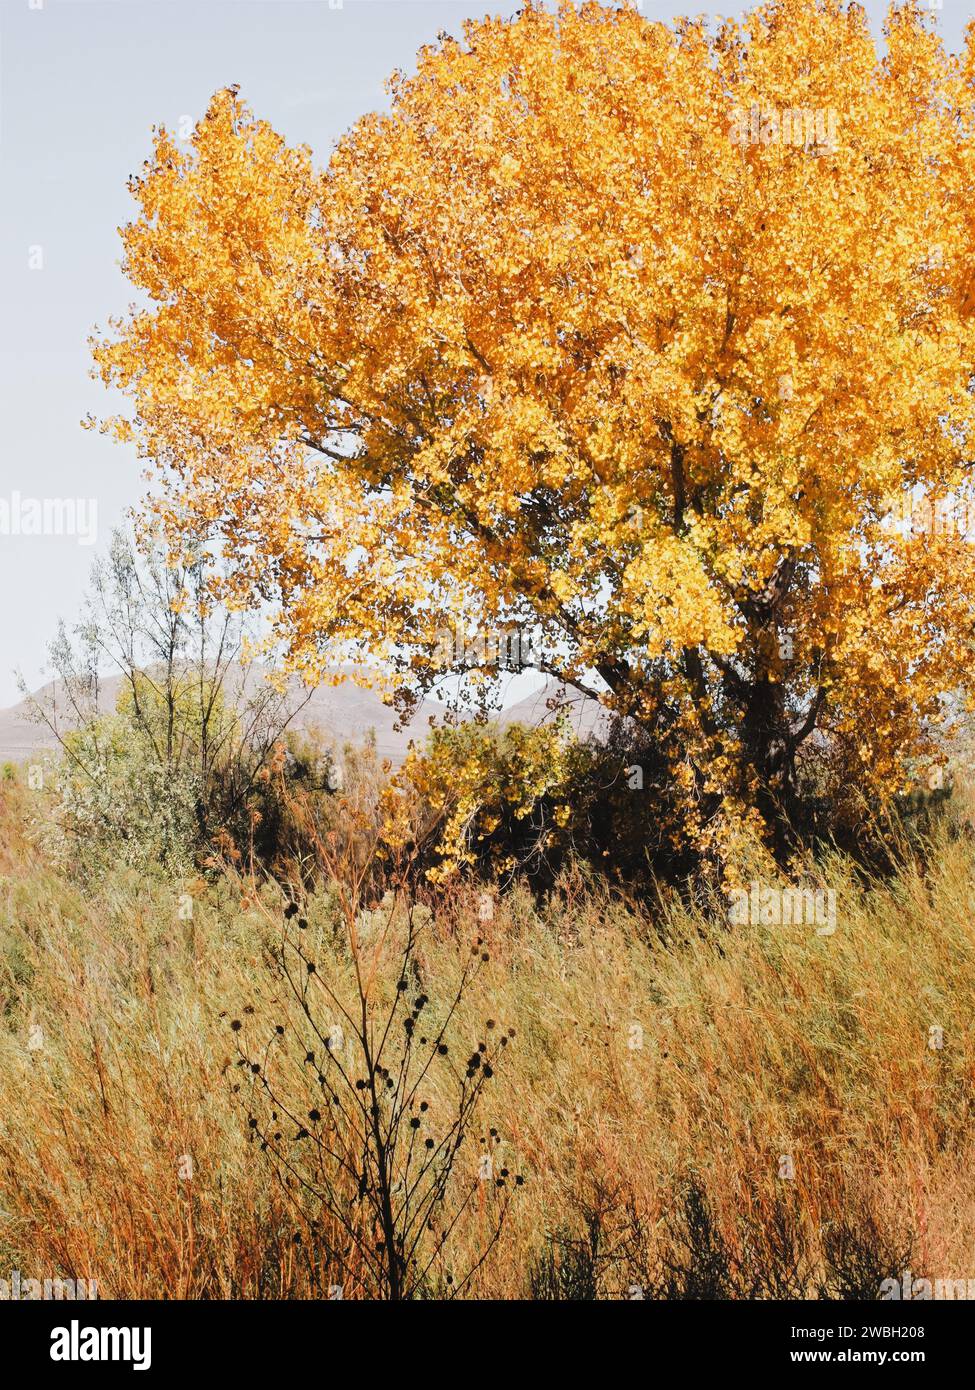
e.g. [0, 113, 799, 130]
[231, 785, 524, 1300]
[387, 715, 701, 894]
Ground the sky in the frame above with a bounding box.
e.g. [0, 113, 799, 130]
[0, 0, 971, 709]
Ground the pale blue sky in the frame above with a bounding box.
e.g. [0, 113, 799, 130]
[0, 0, 970, 707]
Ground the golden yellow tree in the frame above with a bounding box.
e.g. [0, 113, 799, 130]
[92, 0, 975, 856]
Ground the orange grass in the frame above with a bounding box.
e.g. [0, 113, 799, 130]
[2, 779, 975, 1297]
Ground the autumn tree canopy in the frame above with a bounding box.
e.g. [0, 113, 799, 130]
[92, 0, 975, 857]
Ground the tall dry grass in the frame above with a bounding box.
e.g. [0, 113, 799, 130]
[2, 775, 975, 1297]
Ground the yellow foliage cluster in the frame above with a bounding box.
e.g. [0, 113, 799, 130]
[383, 720, 577, 880]
[91, 0, 975, 852]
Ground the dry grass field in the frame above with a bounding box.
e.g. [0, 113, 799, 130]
[3, 769, 974, 1299]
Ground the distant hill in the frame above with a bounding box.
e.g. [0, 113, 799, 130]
[0, 668, 608, 767]
[500, 682, 611, 742]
